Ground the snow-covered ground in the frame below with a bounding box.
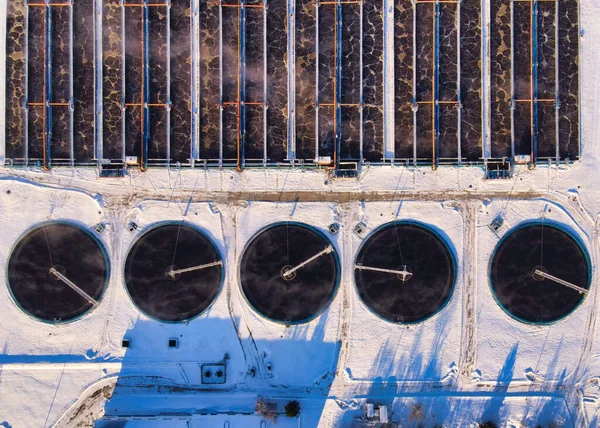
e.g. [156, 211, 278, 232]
[0, 160, 599, 427]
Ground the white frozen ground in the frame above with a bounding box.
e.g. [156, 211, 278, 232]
[2, 0, 600, 427]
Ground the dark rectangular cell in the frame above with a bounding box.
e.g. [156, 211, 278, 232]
[341, 4, 360, 105]
[558, 0, 579, 160]
[5, 0, 27, 159]
[318, 105, 335, 158]
[490, 0, 511, 158]
[148, 108, 167, 159]
[27, 7, 46, 161]
[416, 103, 433, 159]
[125, 107, 141, 157]
[266, 0, 287, 162]
[537, 102, 556, 159]
[295, 0, 316, 160]
[363, 0, 383, 107]
[245, 8, 264, 103]
[438, 4, 457, 101]
[28, 106, 44, 160]
[340, 106, 360, 160]
[170, 0, 192, 163]
[148, 6, 168, 105]
[222, 106, 238, 161]
[318, 5, 335, 105]
[394, 0, 413, 159]
[125, 7, 142, 104]
[27, 7, 45, 104]
[199, 0, 220, 160]
[438, 104, 458, 159]
[51, 7, 70, 104]
[362, 0, 383, 161]
[459, 0, 482, 161]
[415, 3, 433, 102]
[415, 3, 434, 162]
[242, 7, 265, 164]
[73, 0, 95, 162]
[513, 2, 530, 100]
[514, 101, 531, 156]
[50, 106, 70, 160]
[244, 105, 264, 161]
[103, 2, 124, 160]
[537, 2, 555, 100]
[363, 106, 383, 162]
[222, 7, 239, 103]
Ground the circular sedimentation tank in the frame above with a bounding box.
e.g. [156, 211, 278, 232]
[239, 222, 339, 324]
[7, 222, 109, 322]
[124, 223, 223, 322]
[490, 222, 590, 323]
[354, 221, 456, 323]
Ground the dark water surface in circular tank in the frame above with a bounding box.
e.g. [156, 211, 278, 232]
[355, 222, 455, 323]
[125, 224, 223, 322]
[240, 223, 339, 323]
[8, 222, 109, 322]
[490, 223, 590, 323]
